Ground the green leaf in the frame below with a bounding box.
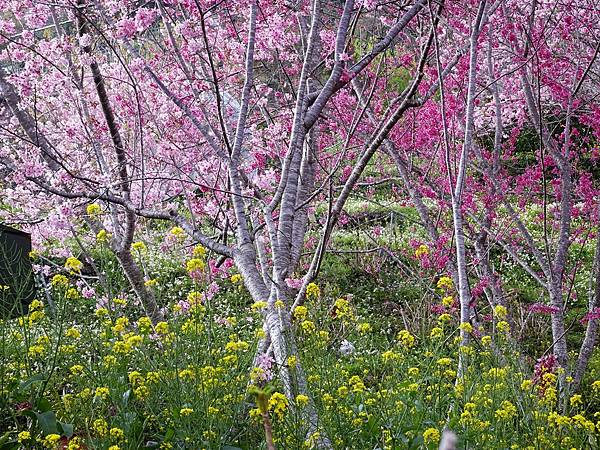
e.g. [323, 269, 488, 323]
[18, 374, 44, 392]
[35, 397, 52, 412]
[58, 422, 74, 438]
[35, 410, 58, 435]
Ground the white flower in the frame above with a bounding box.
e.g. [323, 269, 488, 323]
[339, 339, 356, 356]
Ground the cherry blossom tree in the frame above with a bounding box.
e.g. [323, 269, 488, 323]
[1, 0, 599, 427]
[0, 0, 438, 441]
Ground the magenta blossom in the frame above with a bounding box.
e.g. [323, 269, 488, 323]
[580, 307, 600, 325]
[528, 303, 560, 315]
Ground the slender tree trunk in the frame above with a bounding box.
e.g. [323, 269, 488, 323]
[573, 216, 600, 390]
[116, 249, 162, 323]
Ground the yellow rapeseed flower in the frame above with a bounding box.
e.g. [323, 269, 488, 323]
[494, 304, 508, 318]
[17, 431, 31, 443]
[437, 276, 454, 290]
[86, 203, 102, 215]
[192, 244, 206, 256]
[306, 282, 320, 298]
[132, 241, 147, 252]
[43, 434, 61, 448]
[51, 274, 69, 287]
[65, 256, 83, 273]
[268, 392, 288, 419]
[96, 229, 109, 242]
[293, 305, 308, 320]
[397, 329, 415, 348]
[415, 244, 429, 258]
[423, 427, 440, 444]
[109, 427, 125, 441]
[186, 258, 205, 273]
[180, 407, 194, 416]
[296, 394, 309, 407]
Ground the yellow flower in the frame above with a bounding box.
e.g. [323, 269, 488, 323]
[230, 274, 242, 283]
[95, 386, 110, 400]
[113, 317, 129, 333]
[287, 355, 297, 367]
[65, 256, 83, 273]
[334, 298, 353, 320]
[481, 335, 492, 346]
[301, 320, 316, 333]
[92, 419, 108, 437]
[109, 427, 125, 441]
[274, 299, 285, 309]
[357, 322, 372, 334]
[169, 226, 185, 239]
[146, 371, 160, 383]
[397, 329, 415, 348]
[494, 304, 508, 318]
[225, 339, 249, 352]
[29, 299, 44, 311]
[438, 313, 452, 323]
[251, 301, 268, 311]
[180, 407, 194, 416]
[293, 305, 308, 320]
[408, 367, 420, 376]
[103, 355, 117, 367]
[497, 321, 510, 332]
[382, 350, 401, 362]
[137, 316, 152, 335]
[268, 392, 288, 419]
[17, 431, 31, 442]
[521, 379, 533, 390]
[112, 340, 131, 355]
[132, 241, 147, 252]
[144, 278, 158, 287]
[155, 322, 169, 334]
[437, 276, 454, 290]
[192, 244, 206, 256]
[65, 327, 81, 339]
[43, 434, 61, 448]
[70, 364, 84, 375]
[86, 203, 102, 215]
[423, 427, 440, 444]
[437, 358, 452, 367]
[28, 309, 45, 324]
[28, 344, 46, 358]
[430, 327, 443, 338]
[495, 400, 517, 420]
[65, 288, 79, 300]
[349, 375, 365, 392]
[133, 385, 150, 400]
[415, 244, 429, 258]
[128, 370, 144, 385]
[51, 274, 69, 287]
[442, 295, 454, 307]
[306, 282, 320, 298]
[570, 394, 583, 407]
[459, 322, 473, 334]
[96, 229, 109, 242]
[296, 394, 309, 407]
[186, 258, 205, 273]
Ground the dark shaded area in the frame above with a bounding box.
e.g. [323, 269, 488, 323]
[0, 224, 36, 318]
